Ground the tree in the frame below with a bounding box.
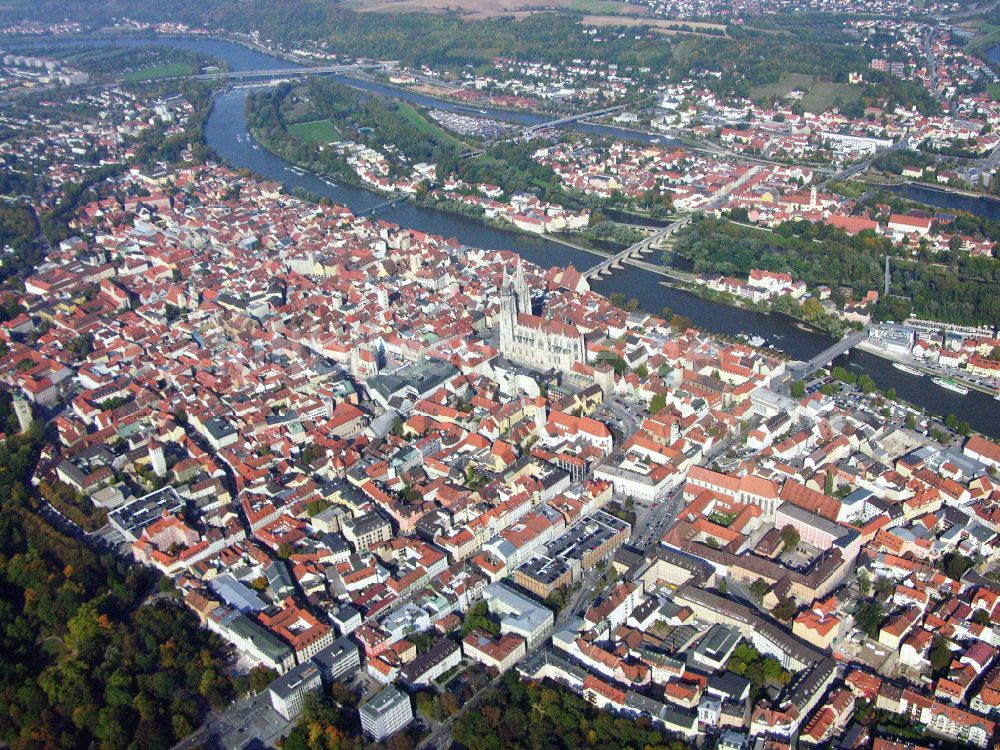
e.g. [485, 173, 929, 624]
[771, 597, 797, 622]
[780, 524, 800, 552]
[802, 297, 825, 320]
[649, 393, 667, 414]
[248, 666, 278, 694]
[858, 569, 872, 597]
[972, 609, 992, 626]
[790, 380, 805, 398]
[943, 551, 974, 581]
[276, 542, 294, 560]
[669, 314, 692, 331]
[928, 636, 953, 673]
[874, 576, 895, 600]
[749, 577, 770, 598]
[855, 599, 885, 638]
[329, 680, 355, 707]
[461, 600, 500, 637]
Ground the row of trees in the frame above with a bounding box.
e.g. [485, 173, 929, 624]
[453, 671, 692, 750]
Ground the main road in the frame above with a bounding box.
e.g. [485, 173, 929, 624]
[781, 329, 869, 384]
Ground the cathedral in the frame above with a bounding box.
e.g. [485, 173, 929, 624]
[498, 260, 586, 373]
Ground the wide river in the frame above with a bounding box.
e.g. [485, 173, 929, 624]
[7, 34, 1000, 435]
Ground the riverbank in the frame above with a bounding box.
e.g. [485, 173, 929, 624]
[856, 340, 1000, 397]
[873, 179, 1000, 203]
[248, 126, 370, 192]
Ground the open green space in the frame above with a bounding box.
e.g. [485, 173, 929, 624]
[749, 73, 814, 100]
[748, 74, 862, 112]
[801, 81, 861, 112]
[967, 23, 1000, 52]
[122, 62, 192, 82]
[568, 0, 635, 13]
[287, 118, 340, 144]
[395, 102, 464, 147]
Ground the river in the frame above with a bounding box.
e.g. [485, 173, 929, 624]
[886, 183, 1000, 221]
[6, 33, 1000, 435]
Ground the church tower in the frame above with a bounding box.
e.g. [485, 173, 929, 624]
[513, 259, 531, 315]
[498, 278, 517, 357]
[12, 396, 31, 434]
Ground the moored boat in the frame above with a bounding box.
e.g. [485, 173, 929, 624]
[892, 363, 924, 377]
[932, 377, 969, 395]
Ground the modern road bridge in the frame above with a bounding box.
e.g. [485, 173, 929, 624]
[784, 330, 869, 381]
[523, 104, 630, 134]
[187, 63, 378, 81]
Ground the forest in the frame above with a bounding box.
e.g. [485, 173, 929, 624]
[670, 216, 1000, 328]
[0, 393, 233, 749]
[0, 202, 42, 287]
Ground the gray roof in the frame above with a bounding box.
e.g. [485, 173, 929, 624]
[399, 639, 460, 684]
[204, 416, 236, 440]
[311, 637, 360, 673]
[360, 685, 410, 719]
[208, 574, 267, 613]
[368, 360, 459, 401]
[227, 612, 293, 663]
[269, 661, 320, 700]
[778, 501, 857, 546]
[693, 623, 741, 662]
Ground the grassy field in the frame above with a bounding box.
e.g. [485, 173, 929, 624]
[580, 16, 727, 34]
[967, 23, 1000, 52]
[749, 73, 814, 100]
[749, 74, 861, 112]
[801, 82, 861, 113]
[395, 103, 464, 147]
[568, 0, 641, 13]
[122, 63, 192, 82]
[287, 119, 340, 144]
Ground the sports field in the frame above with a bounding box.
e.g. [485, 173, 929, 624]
[288, 119, 340, 144]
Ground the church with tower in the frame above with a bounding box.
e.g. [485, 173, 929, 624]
[497, 260, 586, 374]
